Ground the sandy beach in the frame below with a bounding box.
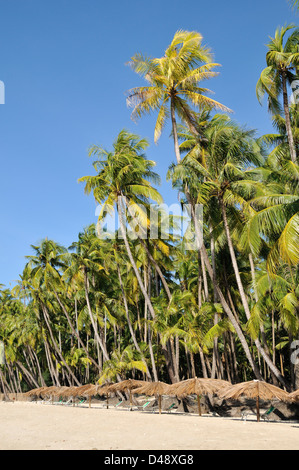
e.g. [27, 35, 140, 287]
[0, 401, 298, 451]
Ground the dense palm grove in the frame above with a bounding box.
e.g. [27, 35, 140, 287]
[1, 23, 299, 396]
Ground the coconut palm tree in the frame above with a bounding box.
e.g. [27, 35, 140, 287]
[169, 113, 290, 387]
[79, 130, 162, 322]
[128, 31, 265, 381]
[126, 29, 230, 164]
[256, 24, 299, 163]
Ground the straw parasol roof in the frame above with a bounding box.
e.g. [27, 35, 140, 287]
[107, 379, 146, 393]
[81, 384, 99, 397]
[168, 377, 230, 397]
[81, 383, 114, 408]
[132, 380, 171, 414]
[68, 384, 94, 397]
[218, 379, 291, 422]
[167, 377, 231, 416]
[40, 386, 63, 397]
[59, 386, 78, 397]
[107, 379, 146, 410]
[24, 386, 49, 397]
[132, 380, 170, 396]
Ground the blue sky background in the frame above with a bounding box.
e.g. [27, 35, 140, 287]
[0, 0, 297, 288]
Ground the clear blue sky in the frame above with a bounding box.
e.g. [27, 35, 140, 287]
[0, 0, 296, 288]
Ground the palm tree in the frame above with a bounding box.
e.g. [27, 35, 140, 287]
[126, 29, 230, 164]
[79, 130, 162, 321]
[173, 114, 290, 387]
[23, 240, 82, 386]
[248, 146, 299, 273]
[289, 0, 299, 12]
[127, 32, 265, 381]
[256, 24, 299, 163]
[63, 227, 110, 363]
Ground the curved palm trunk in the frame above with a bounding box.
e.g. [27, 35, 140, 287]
[282, 71, 297, 163]
[40, 302, 81, 386]
[170, 110, 263, 380]
[117, 195, 157, 321]
[124, 199, 172, 301]
[116, 262, 152, 380]
[54, 290, 101, 372]
[118, 195, 176, 383]
[83, 269, 110, 362]
[219, 197, 288, 389]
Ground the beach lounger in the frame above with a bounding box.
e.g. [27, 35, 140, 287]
[241, 409, 257, 421]
[165, 402, 177, 413]
[261, 405, 275, 421]
[135, 400, 151, 411]
[76, 398, 87, 406]
[115, 400, 124, 408]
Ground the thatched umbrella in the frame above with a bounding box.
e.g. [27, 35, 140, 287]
[82, 383, 113, 408]
[57, 386, 79, 405]
[107, 379, 146, 410]
[218, 379, 290, 422]
[82, 384, 99, 408]
[24, 386, 49, 398]
[132, 381, 170, 414]
[70, 384, 94, 399]
[40, 386, 65, 403]
[167, 377, 231, 416]
[40, 385, 61, 397]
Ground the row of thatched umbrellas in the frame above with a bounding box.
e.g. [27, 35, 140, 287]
[25, 378, 299, 421]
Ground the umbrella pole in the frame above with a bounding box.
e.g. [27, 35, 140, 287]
[106, 393, 109, 409]
[89, 396, 91, 408]
[256, 395, 260, 422]
[159, 395, 161, 414]
[130, 390, 132, 411]
[256, 381, 260, 422]
[197, 394, 202, 416]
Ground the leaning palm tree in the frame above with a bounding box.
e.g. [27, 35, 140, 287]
[78, 130, 162, 331]
[256, 24, 299, 163]
[171, 115, 288, 388]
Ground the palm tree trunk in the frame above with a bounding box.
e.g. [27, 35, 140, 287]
[170, 107, 263, 381]
[249, 253, 279, 386]
[124, 199, 172, 301]
[171, 96, 182, 164]
[118, 195, 158, 321]
[43, 337, 59, 385]
[54, 290, 101, 371]
[282, 70, 297, 163]
[40, 302, 81, 386]
[192, 203, 263, 379]
[116, 262, 152, 380]
[83, 269, 110, 362]
[219, 197, 288, 388]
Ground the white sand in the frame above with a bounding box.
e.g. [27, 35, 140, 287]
[0, 401, 298, 450]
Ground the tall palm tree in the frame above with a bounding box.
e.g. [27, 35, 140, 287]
[24, 240, 82, 386]
[127, 31, 265, 381]
[171, 114, 289, 387]
[256, 24, 299, 163]
[126, 29, 231, 164]
[79, 130, 162, 322]
[63, 227, 110, 362]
